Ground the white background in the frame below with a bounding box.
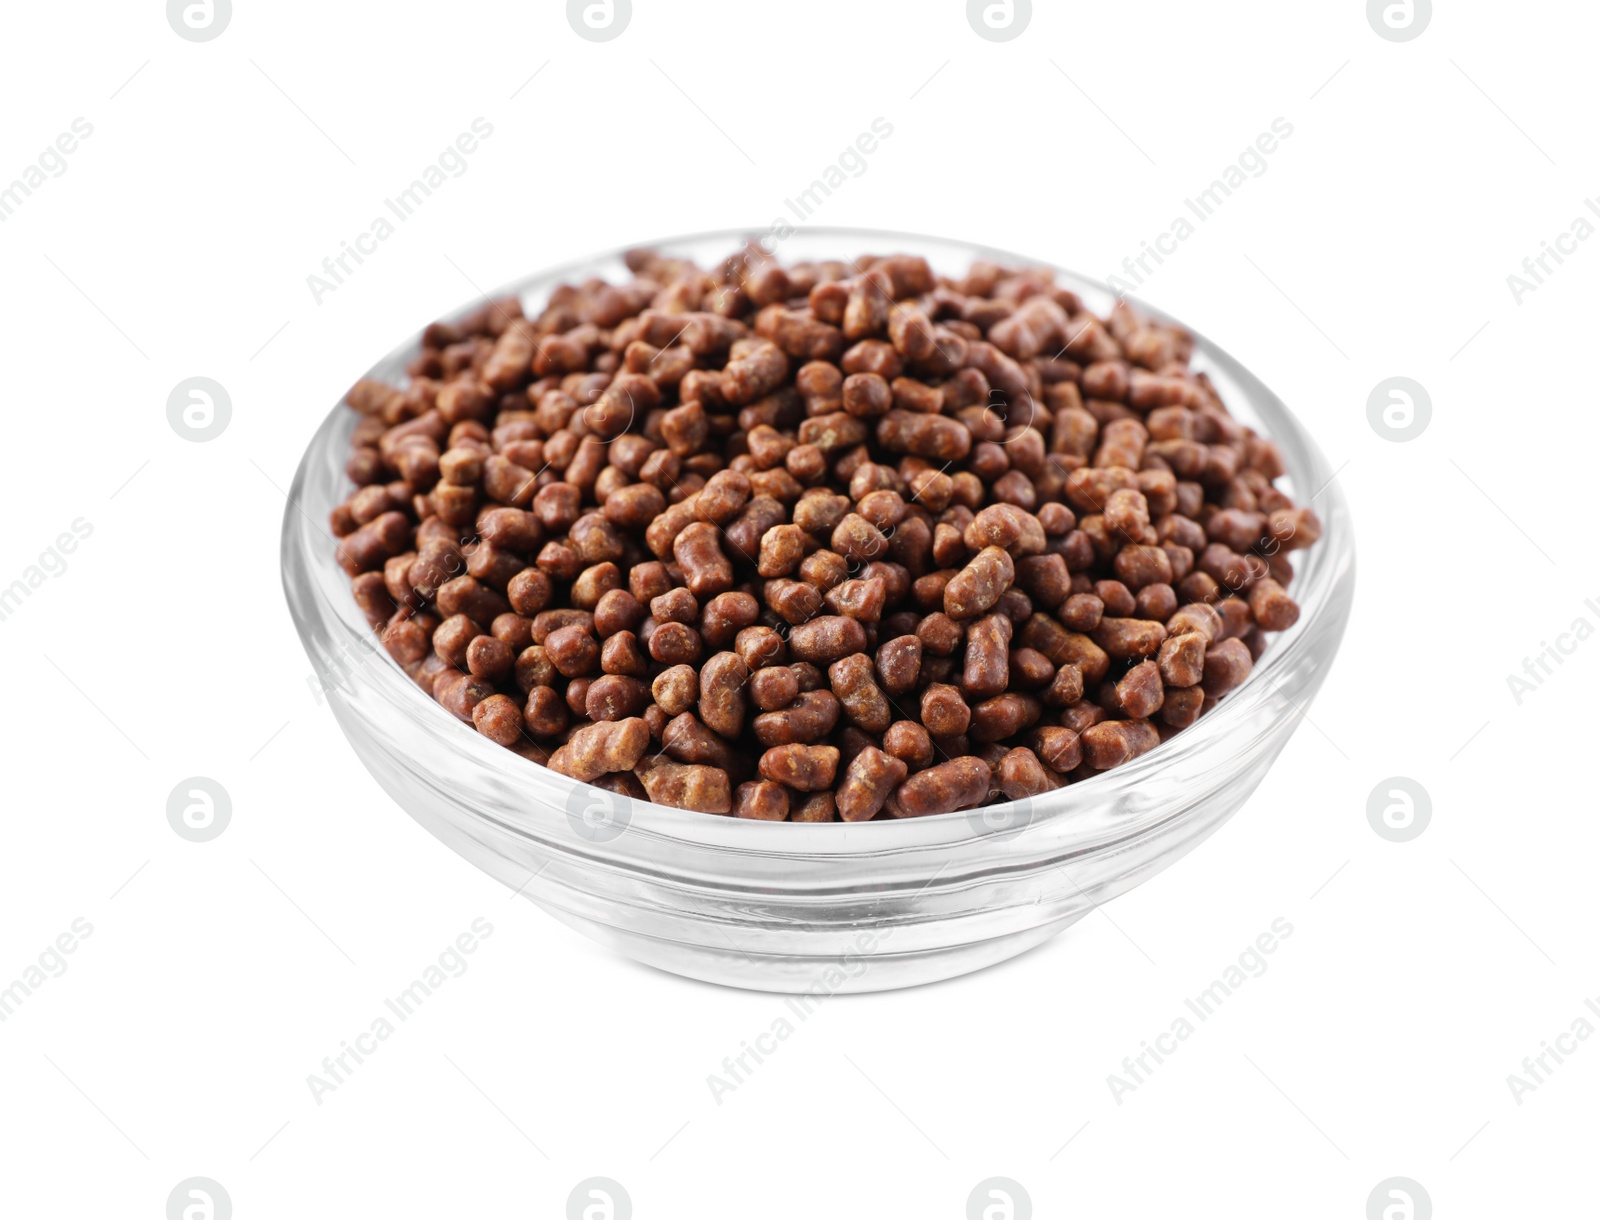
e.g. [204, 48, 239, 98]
[0, 1, 1593, 1216]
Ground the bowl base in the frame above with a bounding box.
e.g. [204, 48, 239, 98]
[382, 755, 1093, 992]
[527, 896, 1086, 994]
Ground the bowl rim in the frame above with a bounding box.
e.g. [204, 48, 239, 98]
[284, 224, 1355, 857]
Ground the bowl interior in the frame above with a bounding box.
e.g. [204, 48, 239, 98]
[284, 226, 1355, 858]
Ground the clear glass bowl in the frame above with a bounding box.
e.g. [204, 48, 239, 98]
[282, 227, 1355, 993]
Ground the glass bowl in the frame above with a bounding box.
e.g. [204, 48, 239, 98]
[282, 227, 1355, 993]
